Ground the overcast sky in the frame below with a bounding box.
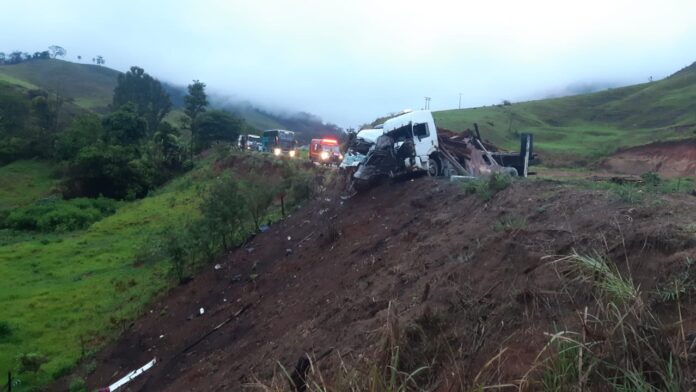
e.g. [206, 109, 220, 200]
[3, 0, 696, 128]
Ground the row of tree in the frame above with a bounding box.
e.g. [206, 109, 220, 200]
[0, 45, 105, 65]
[0, 62, 250, 199]
[62, 66, 250, 198]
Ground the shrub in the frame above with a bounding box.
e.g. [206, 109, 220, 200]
[18, 352, 49, 373]
[641, 172, 661, 187]
[1, 197, 120, 232]
[162, 227, 192, 284]
[488, 171, 512, 192]
[68, 377, 87, 392]
[611, 184, 643, 203]
[460, 172, 512, 201]
[287, 170, 315, 204]
[0, 320, 11, 340]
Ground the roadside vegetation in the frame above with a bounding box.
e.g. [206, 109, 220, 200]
[562, 172, 695, 204]
[0, 52, 318, 391]
[0, 150, 317, 390]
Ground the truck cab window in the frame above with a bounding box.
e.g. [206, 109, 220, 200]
[413, 123, 429, 139]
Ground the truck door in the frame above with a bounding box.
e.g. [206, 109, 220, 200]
[412, 122, 433, 166]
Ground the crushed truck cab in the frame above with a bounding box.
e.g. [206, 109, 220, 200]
[344, 110, 536, 189]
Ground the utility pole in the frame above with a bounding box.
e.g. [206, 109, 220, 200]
[424, 97, 431, 110]
[458, 93, 462, 109]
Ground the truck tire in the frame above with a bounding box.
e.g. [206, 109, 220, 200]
[427, 157, 441, 177]
[504, 167, 518, 177]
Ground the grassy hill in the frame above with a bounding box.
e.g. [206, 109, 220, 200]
[433, 62, 696, 163]
[0, 59, 341, 138]
[0, 60, 119, 112]
[0, 160, 58, 209]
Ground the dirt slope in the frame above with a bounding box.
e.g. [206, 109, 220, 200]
[602, 138, 696, 178]
[67, 176, 696, 391]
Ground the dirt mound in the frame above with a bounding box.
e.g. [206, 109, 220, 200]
[602, 138, 696, 178]
[60, 177, 696, 391]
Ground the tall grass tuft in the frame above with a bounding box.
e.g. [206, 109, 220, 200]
[525, 252, 688, 391]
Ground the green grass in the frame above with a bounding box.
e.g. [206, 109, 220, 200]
[0, 72, 39, 90]
[0, 167, 207, 389]
[0, 160, 58, 209]
[0, 59, 119, 111]
[0, 153, 315, 390]
[433, 62, 696, 163]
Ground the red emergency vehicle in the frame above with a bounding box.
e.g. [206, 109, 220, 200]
[309, 138, 342, 164]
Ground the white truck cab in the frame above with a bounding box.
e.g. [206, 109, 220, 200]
[380, 110, 439, 173]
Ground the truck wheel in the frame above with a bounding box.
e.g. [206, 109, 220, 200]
[427, 157, 441, 177]
[504, 167, 519, 177]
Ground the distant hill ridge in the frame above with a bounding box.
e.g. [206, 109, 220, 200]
[433, 60, 696, 162]
[0, 59, 341, 141]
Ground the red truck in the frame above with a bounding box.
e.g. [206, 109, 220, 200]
[309, 138, 343, 164]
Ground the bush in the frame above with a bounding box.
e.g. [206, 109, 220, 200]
[68, 377, 87, 392]
[612, 184, 643, 203]
[18, 352, 48, 373]
[0, 320, 11, 340]
[287, 170, 315, 204]
[641, 172, 661, 187]
[460, 172, 512, 201]
[1, 197, 121, 232]
[488, 171, 512, 192]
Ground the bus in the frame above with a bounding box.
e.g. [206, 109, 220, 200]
[262, 129, 297, 157]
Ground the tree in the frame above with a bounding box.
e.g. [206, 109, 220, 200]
[8, 51, 22, 64]
[112, 66, 171, 132]
[194, 110, 244, 151]
[200, 176, 246, 250]
[244, 180, 275, 231]
[148, 122, 184, 183]
[48, 45, 66, 59]
[77, 55, 82, 61]
[65, 142, 148, 199]
[31, 94, 62, 155]
[184, 80, 208, 157]
[95, 55, 105, 65]
[102, 103, 148, 145]
[0, 52, 5, 63]
[56, 114, 103, 160]
[31, 51, 49, 60]
[0, 88, 31, 163]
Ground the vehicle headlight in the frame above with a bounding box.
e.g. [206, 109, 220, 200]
[273, 148, 281, 156]
[339, 154, 343, 160]
[289, 150, 296, 157]
[320, 151, 329, 160]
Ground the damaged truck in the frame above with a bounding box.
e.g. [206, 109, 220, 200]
[340, 110, 536, 190]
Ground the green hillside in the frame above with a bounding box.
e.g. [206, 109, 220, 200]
[0, 160, 58, 209]
[434, 62, 696, 163]
[0, 152, 316, 390]
[0, 60, 119, 111]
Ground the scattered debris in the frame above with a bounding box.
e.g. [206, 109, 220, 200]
[199, 308, 205, 316]
[214, 264, 222, 270]
[99, 358, 156, 392]
[286, 248, 293, 256]
[259, 225, 270, 232]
